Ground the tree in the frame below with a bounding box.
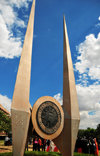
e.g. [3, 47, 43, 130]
[78, 129, 85, 138]
[84, 127, 96, 139]
[96, 124, 100, 139]
[78, 128, 96, 139]
[0, 110, 11, 134]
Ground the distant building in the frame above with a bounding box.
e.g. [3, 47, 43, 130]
[0, 104, 10, 116]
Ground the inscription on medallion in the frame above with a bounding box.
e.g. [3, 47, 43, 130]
[36, 101, 61, 135]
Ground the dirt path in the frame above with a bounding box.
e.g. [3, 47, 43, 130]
[0, 145, 12, 153]
[0, 145, 33, 153]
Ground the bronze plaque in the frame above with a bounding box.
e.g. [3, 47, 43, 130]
[36, 101, 61, 135]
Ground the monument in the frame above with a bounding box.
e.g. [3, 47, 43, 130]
[11, 0, 80, 156]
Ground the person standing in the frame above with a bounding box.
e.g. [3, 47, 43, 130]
[42, 138, 46, 151]
[94, 138, 99, 156]
[38, 138, 42, 151]
[33, 137, 38, 151]
[46, 140, 50, 152]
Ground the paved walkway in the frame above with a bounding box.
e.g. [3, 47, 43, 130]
[0, 145, 34, 153]
[0, 145, 12, 153]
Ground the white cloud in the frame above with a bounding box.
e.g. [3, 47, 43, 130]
[0, 4, 16, 26]
[0, 0, 32, 58]
[75, 19, 100, 128]
[54, 93, 63, 105]
[16, 20, 26, 28]
[76, 84, 100, 112]
[0, 0, 29, 28]
[95, 16, 100, 27]
[0, 15, 22, 58]
[96, 23, 100, 27]
[75, 33, 100, 80]
[0, 94, 12, 112]
[75, 27, 100, 128]
[89, 67, 100, 80]
[79, 111, 100, 129]
[54, 84, 100, 129]
[0, 0, 32, 9]
[76, 84, 100, 129]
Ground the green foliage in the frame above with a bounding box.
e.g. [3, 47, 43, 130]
[0, 153, 12, 156]
[78, 129, 85, 138]
[0, 152, 95, 156]
[78, 127, 96, 139]
[74, 153, 94, 156]
[0, 110, 11, 134]
[84, 127, 96, 139]
[96, 124, 100, 138]
[24, 151, 61, 156]
[0, 140, 4, 146]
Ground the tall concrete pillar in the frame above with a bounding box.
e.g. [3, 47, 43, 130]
[53, 16, 80, 156]
[11, 0, 36, 156]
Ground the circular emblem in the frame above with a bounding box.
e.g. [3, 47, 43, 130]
[32, 96, 64, 140]
[36, 101, 61, 134]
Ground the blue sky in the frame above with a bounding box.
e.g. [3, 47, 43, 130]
[0, 0, 100, 129]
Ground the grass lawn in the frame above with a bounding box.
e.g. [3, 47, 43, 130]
[0, 140, 4, 146]
[0, 151, 95, 156]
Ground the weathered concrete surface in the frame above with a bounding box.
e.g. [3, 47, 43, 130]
[11, 0, 36, 156]
[53, 16, 80, 156]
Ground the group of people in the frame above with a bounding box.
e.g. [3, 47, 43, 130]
[33, 137, 49, 152]
[32, 137, 58, 152]
[75, 137, 99, 156]
[27, 136, 99, 155]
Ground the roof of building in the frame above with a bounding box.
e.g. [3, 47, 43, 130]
[0, 104, 10, 115]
